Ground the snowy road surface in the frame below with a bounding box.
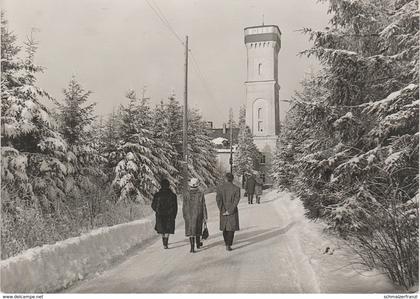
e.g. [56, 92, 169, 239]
[67, 190, 397, 293]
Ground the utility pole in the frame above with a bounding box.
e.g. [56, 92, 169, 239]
[182, 36, 189, 191]
[229, 108, 233, 174]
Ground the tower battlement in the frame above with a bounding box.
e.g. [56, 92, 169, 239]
[244, 25, 281, 50]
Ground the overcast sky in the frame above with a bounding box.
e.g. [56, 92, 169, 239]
[3, 0, 330, 126]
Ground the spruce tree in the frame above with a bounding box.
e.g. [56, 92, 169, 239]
[273, 0, 419, 287]
[152, 100, 179, 189]
[1, 13, 71, 215]
[112, 91, 177, 203]
[100, 110, 122, 183]
[187, 109, 220, 188]
[57, 78, 96, 146]
[233, 106, 260, 178]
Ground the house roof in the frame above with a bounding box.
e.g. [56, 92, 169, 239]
[207, 127, 240, 148]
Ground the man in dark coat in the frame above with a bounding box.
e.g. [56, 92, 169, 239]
[216, 173, 241, 251]
[246, 175, 256, 204]
[151, 179, 178, 249]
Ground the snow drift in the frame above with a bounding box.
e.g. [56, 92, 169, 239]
[269, 190, 401, 293]
[0, 211, 176, 293]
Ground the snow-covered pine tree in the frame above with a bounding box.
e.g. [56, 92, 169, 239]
[99, 109, 122, 184]
[271, 105, 306, 193]
[1, 12, 78, 257]
[56, 78, 104, 176]
[150, 100, 179, 189]
[233, 106, 260, 179]
[274, 0, 418, 288]
[152, 95, 218, 189]
[57, 78, 95, 144]
[56, 78, 108, 225]
[165, 95, 183, 161]
[112, 90, 177, 203]
[1, 14, 71, 214]
[187, 109, 220, 188]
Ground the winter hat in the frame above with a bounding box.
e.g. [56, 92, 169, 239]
[188, 178, 199, 188]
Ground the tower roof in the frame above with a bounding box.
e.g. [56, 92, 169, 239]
[244, 25, 281, 45]
[244, 24, 281, 34]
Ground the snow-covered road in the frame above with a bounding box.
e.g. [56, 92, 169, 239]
[66, 190, 398, 293]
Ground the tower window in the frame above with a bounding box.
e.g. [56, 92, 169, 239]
[260, 154, 266, 164]
[258, 63, 262, 75]
[258, 121, 263, 132]
[258, 107, 263, 119]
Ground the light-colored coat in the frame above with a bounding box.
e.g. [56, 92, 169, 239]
[216, 182, 241, 231]
[255, 177, 263, 196]
[182, 187, 207, 236]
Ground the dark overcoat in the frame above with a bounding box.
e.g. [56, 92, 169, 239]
[151, 187, 178, 234]
[246, 176, 256, 194]
[183, 187, 208, 236]
[216, 182, 241, 231]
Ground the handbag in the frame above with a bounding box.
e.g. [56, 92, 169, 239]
[202, 222, 209, 240]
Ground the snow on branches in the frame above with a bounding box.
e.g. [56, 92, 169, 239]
[272, 0, 419, 288]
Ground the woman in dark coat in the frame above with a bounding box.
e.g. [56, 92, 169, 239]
[151, 178, 178, 249]
[183, 178, 208, 253]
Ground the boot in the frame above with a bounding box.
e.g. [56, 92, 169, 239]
[196, 236, 203, 249]
[162, 236, 166, 249]
[189, 237, 195, 253]
[163, 237, 169, 249]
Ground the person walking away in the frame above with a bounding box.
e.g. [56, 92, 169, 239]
[151, 178, 178, 249]
[183, 178, 208, 253]
[216, 173, 241, 251]
[243, 173, 248, 197]
[255, 174, 263, 204]
[246, 174, 256, 204]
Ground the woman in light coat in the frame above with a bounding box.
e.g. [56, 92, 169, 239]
[183, 178, 208, 253]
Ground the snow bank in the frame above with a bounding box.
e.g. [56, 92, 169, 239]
[268, 190, 401, 293]
[0, 214, 163, 293]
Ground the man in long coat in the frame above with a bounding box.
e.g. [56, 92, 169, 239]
[246, 174, 256, 204]
[216, 172, 241, 251]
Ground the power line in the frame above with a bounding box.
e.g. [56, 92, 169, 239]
[189, 49, 231, 121]
[145, 0, 216, 102]
[145, 0, 184, 45]
[189, 51, 215, 100]
[144, 0, 227, 121]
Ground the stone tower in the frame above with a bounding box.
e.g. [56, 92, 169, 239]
[244, 24, 281, 183]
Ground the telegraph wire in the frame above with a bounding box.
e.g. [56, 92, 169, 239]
[190, 50, 216, 101]
[144, 0, 228, 119]
[145, 0, 184, 45]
